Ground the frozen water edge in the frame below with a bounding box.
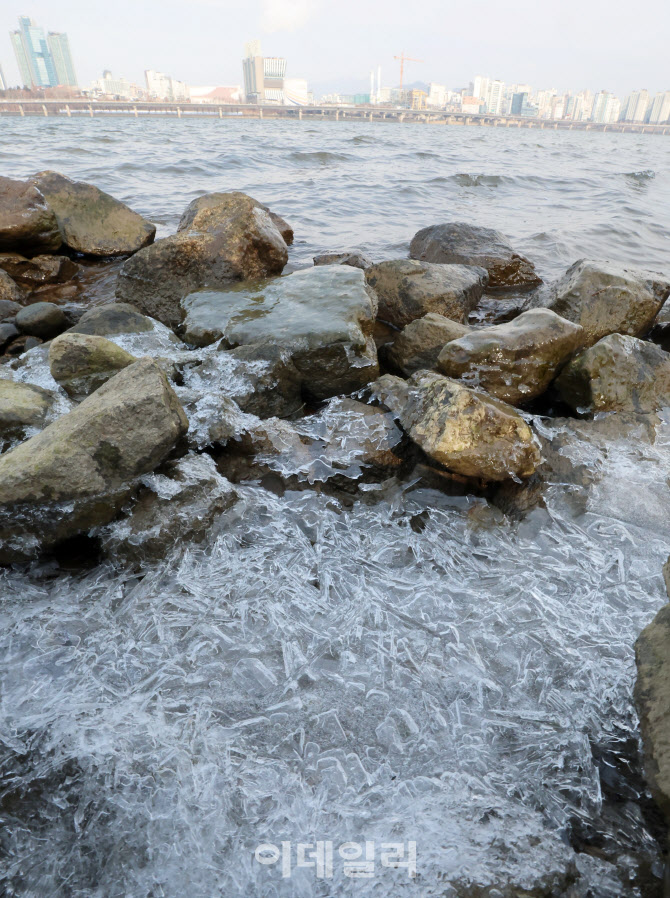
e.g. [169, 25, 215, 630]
[1, 414, 670, 895]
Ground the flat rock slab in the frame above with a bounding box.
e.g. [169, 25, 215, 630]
[388, 313, 472, 376]
[556, 333, 670, 414]
[0, 358, 188, 563]
[182, 266, 379, 400]
[400, 370, 541, 481]
[409, 222, 541, 291]
[365, 260, 487, 329]
[437, 308, 585, 406]
[545, 260, 670, 347]
[116, 192, 289, 328]
[31, 171, 156, 257]
[0, 176, 61, 255]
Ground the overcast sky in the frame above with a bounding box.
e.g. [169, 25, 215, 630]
[1, 0, 668, 96]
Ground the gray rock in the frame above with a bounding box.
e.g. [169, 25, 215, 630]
[313, 250, 372, 270]
[0, 270, 23, 304]
[15, 302, 67, 339]
[0, 252, 79, 286]
[182, 266, 379, 400]
[368, 374, 411, 419]
[0, 299, 22, 320]
[224, 343, 304, 418]
[0, 322, 20, 351]
[68, 302, 156, 336]
[0, 175, 61, 255]
[0, 358, 188, 563]
[98, 453, 237, 565]
[49, 333, 137, 400]
[262, 206, 293, 245]
[544, 260, 670, 347]
[388, 313, 472, 376]
[31, 170, 156, 257]
[437, 309, 585, 406]
[399, 370, 541, 481]
[556, 333, 670, 414]
[409, 222, 541, 291]
[365, 260, 487, 329]
[0, 379, 56, 443]
[116, 192, 288, 328]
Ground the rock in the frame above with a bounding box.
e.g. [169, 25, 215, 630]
[368, 374, 411, 419]
[0, 252, 79, 287]
[0, 322, 20, 351]
[223, 343, 303, 418]
[409, 222, 541, 291]
[97, 453, 236, 565]
[556, 333, 670, 415]
[31, 170, 156, 257]
[4, 335, 42, 357]
[0, 175, 62, 255]
[635, 599, 670, 818]
[49, 333, 137, 400]
[0, 358, 188, 563]
[116, 192, 288, 328]
[15, 302, 67, 339]
[69, 302, 158, 336]
[365, 260, 487, 329]
[399, 371, 541, 481]
[261, 206, 293, 245]
[0, 270, 23, 304]
[313, 250, 372, 270]
[437, 309, 585, 406]
[0, 379, 56, 443]
[182, 266, 379, 400]
[388, 313, 472, 376]
[545, 260, 670, 347]
[0, 298, 22, 320]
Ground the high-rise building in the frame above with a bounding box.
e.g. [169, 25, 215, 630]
[648, 91, 670, 125]
[47, 32, 77, 87]
[145, 70, 189, 100]
[485, 80, 505, 114]
[473, 75, 489, 101]
[242, 42, 296, 105]
[427, 82, 447, 108]
[0, 64, 5, 91]
[591, 91, 620, 123]
[621, 89, 650, 122]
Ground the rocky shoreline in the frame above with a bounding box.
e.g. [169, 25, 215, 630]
[2, 171, 670, 894]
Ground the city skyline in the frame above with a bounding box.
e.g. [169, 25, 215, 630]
[0, 0, 668, 98]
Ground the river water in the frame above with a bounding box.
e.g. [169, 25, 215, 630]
[2, 119, 670, 896]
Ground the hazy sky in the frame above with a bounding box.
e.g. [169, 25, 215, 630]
[1, 0, 668, 96]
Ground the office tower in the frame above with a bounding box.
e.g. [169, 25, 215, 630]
[486, 80, 505, 114]
[621, 89, 650, 122]
[47, 32, 77, 87]
[242, 42, 288, 104]
[648, 91, 670, 125]
[10, 16, 76, 89]
[473, 75, 489, 100]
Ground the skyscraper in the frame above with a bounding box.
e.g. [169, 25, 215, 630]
[0, 64, 6, 91]
[10, 16, 76, 89]
[648, 91, 670, 125]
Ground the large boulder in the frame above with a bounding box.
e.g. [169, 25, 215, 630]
[0, 270, 23, 304]
[556, 333, 670, 414]
[409, 223, 541, 291]
[365, 260, 487, 329]
[0, 298, 22, 320]
[182, 266, 379, 400]
[116, 192, 289, 328]
[437, 309, 585, 406]
[544, 260, 670, 347]
[0, 358, 188, 563]
[399, 371, 541, 481]
[0, 175, 61, 255]
[49, 333, 137, 400]
[0, 252, 79, 286]
[0, 379, 56, 445]
[15, 302, 67, 339]
[635, 598, 670, 818]
[31, 171, 156, 257]
[388, 313, 471, 376]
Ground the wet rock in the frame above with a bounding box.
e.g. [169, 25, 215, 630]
[261, 206, 293, 245]
[0, 270, 23, 305]
[69, 302, 158, 336]
[0, 379, 56, 443]
[223, 343, 303, 418]
[116, 192, 288, 328]
[0, 175, 61, 255]
[409, 222, 541, 291]
[0, 252, 79, 287]
[388, 313, 472, 375]
[15, 302, 67, 339]
[313, 250, 372, 270]
[635, 598, 670, 819]
[4, 335, 42, 357]
[0, 322, 20, 351]
[31, 170, 156, 257]
[437, 309, 585, 406]
[367, 374, 410, 418]
[0, 358, 188, 563]
[556, 333, 670, 415]
[49, 333, 137, 400]
[365, 259, 487, 329]
[97, 453, 237, 565]
[182, 266, 378, 400]
[400, 371, 541, 481]
[0, 298, 22, 320]
[545, 260, 670, 347]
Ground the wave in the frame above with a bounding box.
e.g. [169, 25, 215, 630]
[623, 169, 655, 183]
[288, 150, 353, 164]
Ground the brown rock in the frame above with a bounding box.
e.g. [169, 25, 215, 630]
[388, 313, 472, 376]
[0, 175, 61, 255]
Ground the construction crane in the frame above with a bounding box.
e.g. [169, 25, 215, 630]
[394, 52, 424, 91]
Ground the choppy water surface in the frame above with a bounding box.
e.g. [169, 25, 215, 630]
[2, 119, 670, 896]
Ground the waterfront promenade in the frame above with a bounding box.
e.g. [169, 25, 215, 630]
[1, 99, 668, 134]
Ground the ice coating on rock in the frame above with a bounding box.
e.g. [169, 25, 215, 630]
[1, 405, 670, 894]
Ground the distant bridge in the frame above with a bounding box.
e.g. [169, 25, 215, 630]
[1, 99, 668, 135]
